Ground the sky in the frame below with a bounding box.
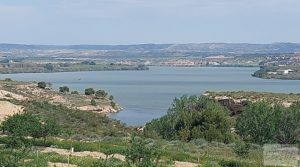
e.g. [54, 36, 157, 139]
[0, 0, 299, 45]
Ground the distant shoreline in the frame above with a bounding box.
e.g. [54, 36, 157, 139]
[252, 66, 300, 80]
[0, 62, 149, 74]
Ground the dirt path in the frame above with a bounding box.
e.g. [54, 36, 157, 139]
[38, 147, 126, 161]
[37, 147, 199, 167]
[174, 161, 199, 167]
[48, 162, 77, 167]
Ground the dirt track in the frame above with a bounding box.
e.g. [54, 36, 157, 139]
[37, 147, 199, 167]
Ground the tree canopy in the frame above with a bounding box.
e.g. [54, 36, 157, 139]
[144, 96, 235, 143]
[236, 101, 300, 144]
[85, 88, 95, 95]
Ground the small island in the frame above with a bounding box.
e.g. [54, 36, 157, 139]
[252, 65, 300, 80]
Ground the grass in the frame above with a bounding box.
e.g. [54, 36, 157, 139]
[0, 136, 265, 166]
[23, 100, 133, 140]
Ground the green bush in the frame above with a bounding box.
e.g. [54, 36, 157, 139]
[4, 78, 12, 82]
[236, 101, 300, 144]
[144, 96, 235, 143]
[85, 88, 95, 95]
[233, 141, 250, 158]
[59, 86, 70, 93]
[23, 101, 131, 139]
[37, 82, 47, 89]
[91, 99, 97, 106]
[71, 91, 79, 94]
[95, 90, 108, 98]
[1, 112, 61, 147]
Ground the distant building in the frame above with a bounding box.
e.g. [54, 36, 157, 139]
[277, 69, 294, 75]
[267, 72, 277, 75]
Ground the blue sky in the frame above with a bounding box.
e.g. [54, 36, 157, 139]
[0, 0, 299, 45]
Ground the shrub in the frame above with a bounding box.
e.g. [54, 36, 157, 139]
[236, 101, 300, 144]
[126, 136, 161, 167]
[37, 81, 47, 89]
[144, 96, 234, 143]
[95, 90, 108, 98]
[59, 86, 70, 93]
[233, 141, 250, 158]
[4, 78, 12, 81]
[85, 88, 95, 95]
[91, 99, 97, 106]
[1, 113, 61, 147]
[71, 91, 79, 94]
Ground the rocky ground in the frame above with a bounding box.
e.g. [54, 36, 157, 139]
[0, 80, 121, 122]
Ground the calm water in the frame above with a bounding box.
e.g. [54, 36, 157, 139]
[1, 67, 300, 125]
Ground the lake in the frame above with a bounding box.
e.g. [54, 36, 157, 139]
[1, 67, 300, 125]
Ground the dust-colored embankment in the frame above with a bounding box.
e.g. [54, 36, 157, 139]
[0, 101, 24, 122]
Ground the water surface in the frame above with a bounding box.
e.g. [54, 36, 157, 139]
[1, 67, 300, 125]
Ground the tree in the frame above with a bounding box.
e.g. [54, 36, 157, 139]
[95, 90, 108, 98]
[236, 101, 300, 145]
[1, 113, 41, 148]
[144, 96, 234, 143]
[85, 88, 95, 95]
[109, 95, 114, 100]
[110, 101, 116, 108]
[126, 136, 161, 167]
[236, 101, 276, 144]
[40, 119, 61, 143]
[59, 86, 70, 93]
[273, 103, 300, 144]
[1, 113, 60, 146]
[37, 82, 47, 89]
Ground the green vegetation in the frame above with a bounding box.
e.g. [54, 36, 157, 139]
[37, 81, 47, 89]
[71, 90, 79, 94]
[1, 113, 61, 147]
[233, 141, 250, 159]
[144, 96, 236, 143]
[126, 136, 162, 167]
[95, 90, 108, 98]
[1, 90, 299, 166]
[91, 99, 97, 106]
[109, 95, 114, 100]
[85, 88, 95, 95]
[59, 86, 70, 93]
[44, 63, 54, 72]
[253, 65, 300, 80]
[22, 100, 131, 139]
[0, 62, 149, 74]
[236, 101, 300, 144]
[81, 61, 96, 65]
